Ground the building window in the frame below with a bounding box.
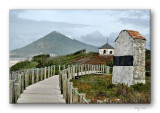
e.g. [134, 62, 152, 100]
[103, 50, 106, 54]
[110, 51, 112, 54]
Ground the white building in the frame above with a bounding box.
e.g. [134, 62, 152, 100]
[99, 43, 114, 55]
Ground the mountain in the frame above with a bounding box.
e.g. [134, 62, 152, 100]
[10, 31, 98, 58]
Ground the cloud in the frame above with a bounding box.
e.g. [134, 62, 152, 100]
[80, 31, 107, 47]
[9, 11, 94, 50]
[118, 17, 150, 28]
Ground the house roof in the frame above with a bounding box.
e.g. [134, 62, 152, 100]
[127, 30, 146, 40]
[115, 30, 146, 42]
[99, 43, 114, 49]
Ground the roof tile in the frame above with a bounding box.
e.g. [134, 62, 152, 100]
[127, 30, 146, 40]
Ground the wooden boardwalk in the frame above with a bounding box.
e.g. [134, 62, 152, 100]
[17, 75, 66, 104]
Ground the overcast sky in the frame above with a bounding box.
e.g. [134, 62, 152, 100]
[10, 10, 150, 50]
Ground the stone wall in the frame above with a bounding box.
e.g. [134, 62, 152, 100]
[112, 30, 146, 86]
[112, 66, 133, 86]
[114, 31, 134, 56]
[133, 39, 146, 84]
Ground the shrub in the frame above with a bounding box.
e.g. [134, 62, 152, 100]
[32, 54, 50, 68]
[10, 60, 38, 72]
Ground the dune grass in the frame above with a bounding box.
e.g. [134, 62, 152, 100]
[70, 74, 151, 104]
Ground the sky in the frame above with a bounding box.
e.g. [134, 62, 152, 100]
[9, 10, 150, 50]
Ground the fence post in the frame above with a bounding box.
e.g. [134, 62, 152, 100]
[44, 67, 46, 79]
[9, 80, 13, 103]
[51, 66, 53, 76]
[75, 65, 77, 74]
[72, 88, 78, 103]
[69, 82, 73, 104]
[48, 66, 50, 78]
[62, 74, 67, 100]
[54, 65, 55, 76]
[32, 69, 34, 84]
[25, 71, 29, 88]
[81, 65, 83, 75]
[14, 83, 19, 103]
[106, 66, 110, 75]
[59, 65, 61, 73]
[73, 65, 75, 79]
[21, 73, 24, 92]
[36, 68, 39, 82]
[87, 64, 89, 74]
[80, 93, 86, 104]
[41, 68, 43, 81]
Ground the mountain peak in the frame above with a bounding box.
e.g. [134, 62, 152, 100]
[10, 31, 98, 58]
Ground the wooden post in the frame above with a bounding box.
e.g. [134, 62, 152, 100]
[44, 67, 46, 79]
[75, 65, 77, 74]
[36, 68, 39, 82]
[73, 65, 75, 79]
[78, 65, 80, 75]
[25, 71, 29, 88]
[84, 64, 87, 75]
[68, 82, 73, 103]
[32, 69, 34, 84]
[81, 65, 83, 76]
[53, 65, 55, 76]
[21, 74, 24, 92]
[80, 93, 86, 104]
[62, 74, 67, 100]
[51, 66, 53, 76]
[72, 88, 78, 103]
[70, 65, 73, 78]
[9, 80, 13, 103]
[59, 65, 61, 73]
[106, 66, 110, 75]
[40, 68, 43, 81]
[48, 66, 50, 78]
[59, 71, 62, 90]
[14, 83, 19, 103]
[88, 64, 89, 74]
[18, 73, 22, 94]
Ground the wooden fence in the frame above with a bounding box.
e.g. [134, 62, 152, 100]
[9, 65, 56, 103]
[59, 64, 110, 104]
[9, 64, 110, 104]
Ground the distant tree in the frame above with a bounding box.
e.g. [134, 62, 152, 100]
[73, 49, 86, 55]
[32, 54, 50, 68]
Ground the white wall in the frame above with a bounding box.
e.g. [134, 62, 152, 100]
[99, 49, 114, 55]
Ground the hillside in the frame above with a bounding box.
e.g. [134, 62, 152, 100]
[10, 31, 98, 58]
[10, 50, 113, 72]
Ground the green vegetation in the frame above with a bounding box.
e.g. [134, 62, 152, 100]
[70, 75, 150, 104]
[32, 54, 50, 68]
[10, 60, 38, 72]
[10, 50, 99, 72]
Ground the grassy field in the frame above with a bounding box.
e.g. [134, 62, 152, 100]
[70, 74, 151, 104]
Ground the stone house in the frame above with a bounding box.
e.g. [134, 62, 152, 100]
[112, 30, 146, 86]
[99, 41, 114, 55]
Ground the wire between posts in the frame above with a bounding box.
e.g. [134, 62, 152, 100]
[71, 84, 89, 104]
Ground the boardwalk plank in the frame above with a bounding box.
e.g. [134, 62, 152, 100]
[17, 75, 65, 104]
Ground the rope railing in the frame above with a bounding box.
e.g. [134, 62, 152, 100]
[10, 64, 113, 104]
[59, 64, 111, 104]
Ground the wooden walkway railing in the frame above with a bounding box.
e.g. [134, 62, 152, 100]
[9, 64, 110, 104]
[9, 65, 56, 103]
[59, 64, 110, 104]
